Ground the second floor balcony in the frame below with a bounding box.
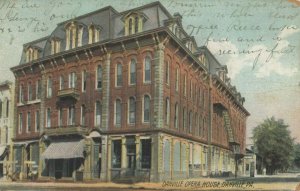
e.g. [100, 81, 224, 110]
[57, 88, 80, 100]
[43, 125, 88, 137]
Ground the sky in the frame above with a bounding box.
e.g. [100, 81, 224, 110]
[0, 0, 299, 144]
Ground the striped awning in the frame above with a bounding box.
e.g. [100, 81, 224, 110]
[41, 140, 85, 159]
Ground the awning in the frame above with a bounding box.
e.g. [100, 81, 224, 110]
[87, 131, 101, 138]
[41, 140, 85, 159]
[0, 146, 7, 160]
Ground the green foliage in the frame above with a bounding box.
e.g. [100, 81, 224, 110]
[252, 117, 294, 174]
[293, 143, 300, 168]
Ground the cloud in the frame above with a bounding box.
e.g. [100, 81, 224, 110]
[278, 26, 300, 39]
[207, 38, 298, 79]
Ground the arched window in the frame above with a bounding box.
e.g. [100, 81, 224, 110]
[183, 107, 186, 130]
[135, 16, 139, 33]
[18, 113, 23, 133]
[97, 65, 102, 89]
[0, 100, 2, 118]
[184, 74, 187, 96]
[28, 82, 32, 101]
[165, 61, 170, 85]
[165, 98, 170, 125]
[115, 99, 121, 126]
[27, 112, 31, 132]
[46, 108, 51, 128]
[175, 68, 179, 92]
[95, 101, 101, 126]
[68, 106, 75, 125]
[47, 78, 52, 98]
[116, 63, 122, 87]
[19, 84, 24, 103]
[81, 105, 86, 126]
[144, 56, 151, 83]
[129, 18, 133, 35]
[129, 59, 136, 85]
[128, 97, 136, 124]
[189, 111, 193, 133]
[143, 95, 150, 123]
[68, 72, 77, 88]
[174, 103, 178, 129]
[59, 76, 64, 90]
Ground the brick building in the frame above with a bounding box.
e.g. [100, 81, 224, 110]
[10, 2, 249, 182]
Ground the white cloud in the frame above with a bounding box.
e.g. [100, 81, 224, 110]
[207, 38, 298, 79]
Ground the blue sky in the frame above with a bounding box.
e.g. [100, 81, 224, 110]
[0, 0, 299, 143]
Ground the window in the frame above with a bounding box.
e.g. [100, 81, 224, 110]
[88, 25, 100, 44]
[35, 110, 40, 131]
[125, 14, 143, 35]
[82, 70, 87, 92]
[59, 76, 64, 90]
[129, 59, 136, 85]
[96, 65, 102, 89]
[65, 22, 83, 50]
[69, 72, 76, 88]
[6, 100, 9, 117]
[128, 18, 133, 35]
[143, 95, 150, 123]
[128, 97, 136, 124]
[19, 84, 24, 103]
[183, 107, 186, 130]
[174, 103, 178, 129]
[190, 81, 192, 99]
[51, 38, 61, 54]
[144, 56, 151, 83]
[25, 47, 39, 62]
[68, 106, 75, 125]
[47, 78, 52, 98]
[95, 101, 101, 126]
[46, 108, 51, 128]
[175, 68, 179, 92]
[141, 139, 151, 169]
[134, 16, 139, 34]
[165, 98, 170, 125]
[116, 64, 122, 87]
[112, 140, 121, 168]
[184, 75, 187, 96]
[0, 100, 2, 118]
[58, 108, 63, 127]
[202, 117, 205, 136]
[115, 99, 121, 126]
[36, 80, 41, 99]
[165, 61, 170, 85]
[189, 111, 193, 133]
[28, 82, 33, 101]
[18, 113, 23, 133]
[198, 115, 202, 136]
[81, 105, 86, 126]
[27, 112, 31, 132]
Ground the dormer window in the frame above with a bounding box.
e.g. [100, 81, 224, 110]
[65, 21, 84, 50]
[124, 12, 146, 36]
[186, 41, 193, 51]
[88, 24, 101, 44]
[25, 47, 40, 62]
[51, 37, 61, 54]
[199, 54, 207, 67]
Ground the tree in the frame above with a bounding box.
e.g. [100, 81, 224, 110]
[252, 117, 294, 175]
[292, 143, 300, 169]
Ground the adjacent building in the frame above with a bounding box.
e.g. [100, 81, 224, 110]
[0, 81, 15, 179]
[10, 2, 249, 182]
